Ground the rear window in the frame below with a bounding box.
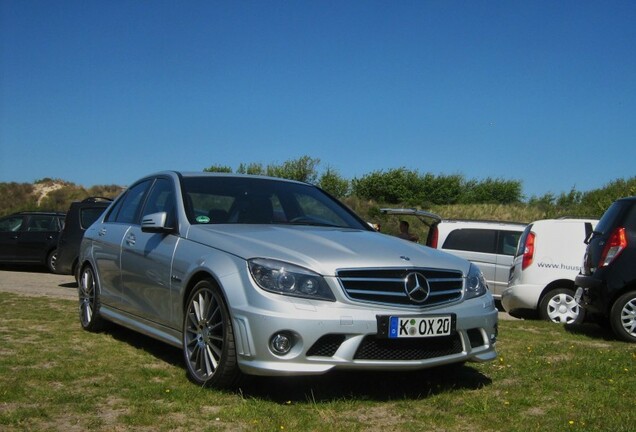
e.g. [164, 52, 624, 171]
[80, 207, 107, 229]
[594, 202, 625, 235]
[442, 229, 497, 254]
[623, 202, 636, 231]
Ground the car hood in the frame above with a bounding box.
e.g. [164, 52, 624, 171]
[186, 224, 469, 276]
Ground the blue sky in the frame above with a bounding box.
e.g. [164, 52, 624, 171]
[1, 1, 634, 199]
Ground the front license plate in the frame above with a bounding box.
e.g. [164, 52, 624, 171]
[386, 315, 454, 338]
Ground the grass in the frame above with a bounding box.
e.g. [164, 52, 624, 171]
[1, 292, 634, 431]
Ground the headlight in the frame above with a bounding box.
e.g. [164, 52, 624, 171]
[465, 264, 488, 299]
[248, 258, 335, 302]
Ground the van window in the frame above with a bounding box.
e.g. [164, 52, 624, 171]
[498, 230, 522, 256]
[443, 229, 497, 254]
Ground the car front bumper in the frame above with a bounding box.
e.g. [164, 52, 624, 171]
[229, 293, 498, 376]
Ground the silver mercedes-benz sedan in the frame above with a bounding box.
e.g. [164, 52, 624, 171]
[78, 171, 497, 388]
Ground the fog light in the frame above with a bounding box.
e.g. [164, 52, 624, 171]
[490, 324, 498, 344]
[270, 332, 293, 355]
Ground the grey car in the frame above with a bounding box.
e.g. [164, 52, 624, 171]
[78, 171, 498, 388]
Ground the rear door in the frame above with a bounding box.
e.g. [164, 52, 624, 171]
[0, 215, 25, 261]
[91, 180, 152, 309]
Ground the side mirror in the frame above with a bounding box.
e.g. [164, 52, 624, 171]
[141, 212, 174, 234]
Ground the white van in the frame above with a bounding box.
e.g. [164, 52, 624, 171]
[502, 218, 598, 324]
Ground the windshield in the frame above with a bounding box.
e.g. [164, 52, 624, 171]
[181, 176, 370, 230]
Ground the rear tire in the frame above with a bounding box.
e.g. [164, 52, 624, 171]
[539, 288, 585, 324]
[78, 266, 105, 332]
[609, 291, 636, 343]
[182, 280, 242, 388]
[46, 249, 58, 273]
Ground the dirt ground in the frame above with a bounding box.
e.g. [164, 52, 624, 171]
[0, 266, 78, 300]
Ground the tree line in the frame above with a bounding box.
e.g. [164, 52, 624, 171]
[205, 156, 635, 219]
[1, 158, 634, 219]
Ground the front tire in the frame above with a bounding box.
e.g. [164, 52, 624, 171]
[183, 280, 242, 388]
[78, 266, 104, 332]
[609, 291, 636, 342]
[539, 288, 585, 324]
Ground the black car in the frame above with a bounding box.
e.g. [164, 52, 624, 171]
[56, 197, 112, 281]
[576, 196, 636, 342]
[0, 211, 66, 272]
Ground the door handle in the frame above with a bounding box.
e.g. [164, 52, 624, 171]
[98, 228, 107, 236]
[126, 234, 136, 246]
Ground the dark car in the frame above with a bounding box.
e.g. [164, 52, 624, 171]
[575, 196, 636, 342]
[0, 211, 66, 272]
[56, 197, 112, 281]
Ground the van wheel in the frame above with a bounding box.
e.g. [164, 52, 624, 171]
[539, 288, 585, 324]
[609, 291, 636, 342]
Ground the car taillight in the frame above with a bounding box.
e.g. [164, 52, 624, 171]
[429, 226, 439, 248]
[522, 232, 535, 270]
[599, 227, 627, 267]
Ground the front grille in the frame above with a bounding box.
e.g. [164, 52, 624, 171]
[306, 334, 346, 357]
[354, 333, 463, 360]
[337, 268, 463, 307]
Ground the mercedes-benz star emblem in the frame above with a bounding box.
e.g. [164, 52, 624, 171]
[404, 272, 430, 303]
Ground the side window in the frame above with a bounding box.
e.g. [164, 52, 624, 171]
[142, 178, 175, 226]
[293, 193, 346, 226]
[0, 216, 24, 232]
[107, 180, 152, 224]
[442, 229, 497, 254]
[497, 230, 522, 256]
[26, 215, 56, 232]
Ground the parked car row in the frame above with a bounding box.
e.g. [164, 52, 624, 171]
[0, 211, 66, 272]
[0, 198, 113, 276]
[380, 209, 598, 325]
[2, 175, 633, 390]
[386, 199, 636, 344]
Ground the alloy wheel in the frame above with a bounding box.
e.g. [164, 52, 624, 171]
[184, 287, 226, 382]
[79, 267, 96, 328]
